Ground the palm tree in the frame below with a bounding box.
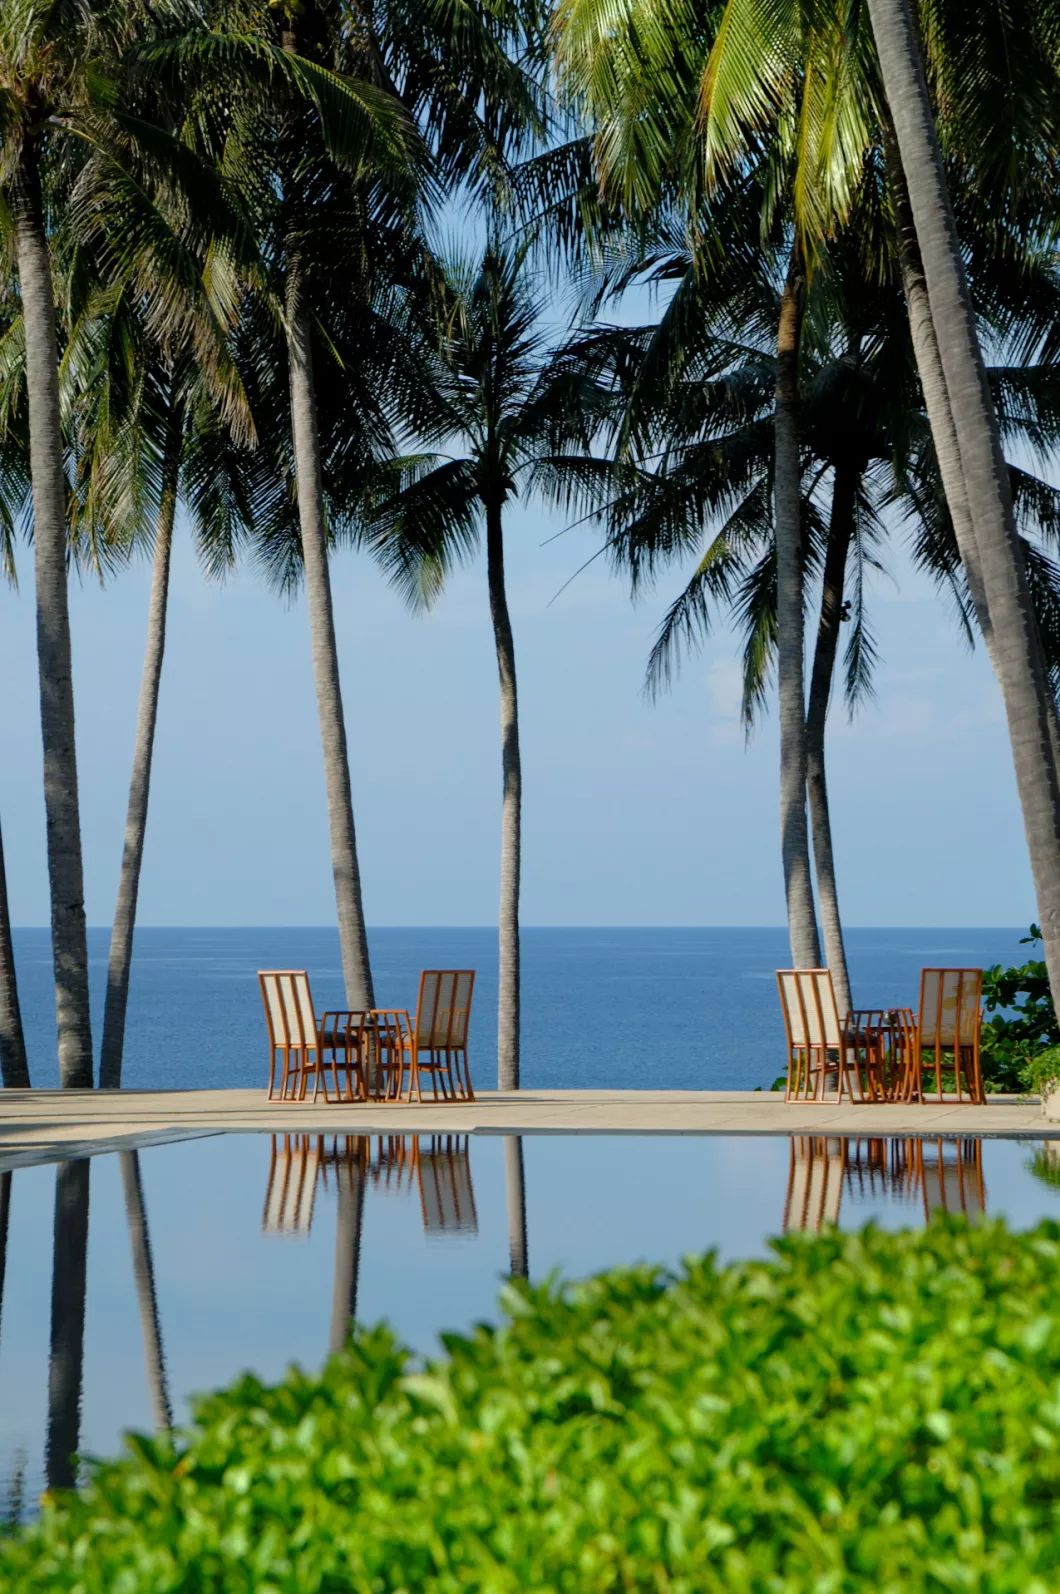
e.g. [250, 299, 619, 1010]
[555, 0, 1060, 997]
[588, 204, 1060, 1016]
[68, 1, 433, 1077]
[0, 0, 259, 1085]
[164, 0, 538, 1013]
[98, 390, 183, 1090]
[554, 3, 831, 965]
[64, 285, 256, 1090]
[1, 3, 96, 1086]
[361, 242, 609, 1088]
[864, 0, 1060, 1000]
[581, 0, 1060, 1002]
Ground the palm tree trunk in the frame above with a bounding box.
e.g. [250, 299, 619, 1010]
[486, 499, 521, 1089]
[867, 0, 1060, 1004]
[775, 252, 821, 968]
[806, 462, 857, 1017]
[504, 1136, 528, 1278]
[281, 28, 373, 1014]
[328, 1149, 365, 1355]
[119, 1151, 172, 1431]
[13, 144, 92, 1088]
[883, 110, 1060, 774]
[881, 111, 988, 628]
[99, 405, 182, 1090]
[0, 819, 29, 1088]
[46, 1159, 90, 1491]
[286, 273, 374, 1011]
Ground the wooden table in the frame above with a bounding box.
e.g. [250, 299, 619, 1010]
[321, 1013, 409, 1103]
[846, 1008, 919, 1102]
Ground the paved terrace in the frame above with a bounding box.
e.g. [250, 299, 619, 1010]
[0, 1088, 1054, 1171]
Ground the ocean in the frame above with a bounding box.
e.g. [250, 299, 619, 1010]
[8, 925, 1032, 1091]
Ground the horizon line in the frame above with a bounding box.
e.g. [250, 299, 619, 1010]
[9, 922, 1034, 932]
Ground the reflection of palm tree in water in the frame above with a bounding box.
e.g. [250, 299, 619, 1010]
[0, 1170, 10, 1350]
[784, 1137, 986, 1232]
[328, 1142, 367, 1357]
[46, 1160, 90, 1491]
[120, 1152, 172, 1431]
[504, 1137, 528, 1280]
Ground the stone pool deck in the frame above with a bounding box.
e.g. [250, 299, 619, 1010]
[0, 1087, 1054, 1171]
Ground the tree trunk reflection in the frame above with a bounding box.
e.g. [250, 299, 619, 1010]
[0, 1171, 11, 1346]
[120, 1151, 172, 1431]
[46, 1159, 90, 1491]
[504, 1136, 528, 1280]
[329, 1151, 366, 1356]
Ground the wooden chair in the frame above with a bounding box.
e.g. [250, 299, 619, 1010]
[258, 970, 366, 1102]
[917, 1138, 986, 1219]
[783, 1137, 847, 1231]
[912, 968, 984, 1103]
[369, 970, 476, 1103]
[417, 1136, 479, 1236]
[776, 969, 862, 1102]
[262, 1135, 320, 1234]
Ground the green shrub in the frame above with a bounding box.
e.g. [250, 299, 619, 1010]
[1020, 1043, 1060, 1099]
[4, 1222, 1060, 1592]
[982, 926, 1057, 1092]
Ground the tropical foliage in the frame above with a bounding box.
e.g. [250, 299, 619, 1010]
[3, 1220, 1060, 1587]
[982, 926, 1058, 1093]
[2, 0, 1060, 1084]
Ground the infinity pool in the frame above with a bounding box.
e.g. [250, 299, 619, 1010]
[1, 1131, 1057, 1514]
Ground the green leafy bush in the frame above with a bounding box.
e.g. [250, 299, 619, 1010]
[1020, 1043, 1060, 1100]
[4, 1222, 1060, 1592]
[982, 925, 1057, 1091]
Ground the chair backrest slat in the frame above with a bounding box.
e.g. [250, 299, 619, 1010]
[777, 970, 842, 1048]
[416, 970, 475, 1047]
[918, 968, 982, 1048]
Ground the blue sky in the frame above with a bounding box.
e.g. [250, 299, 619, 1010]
[0, 483, 1034, 928]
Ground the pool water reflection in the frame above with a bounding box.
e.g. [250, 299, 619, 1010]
[0, 1130, 1058, 1517]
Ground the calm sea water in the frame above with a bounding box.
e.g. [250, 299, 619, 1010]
[9, 925, 1032, 1091]
[1, 1130, 1058, 1513]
